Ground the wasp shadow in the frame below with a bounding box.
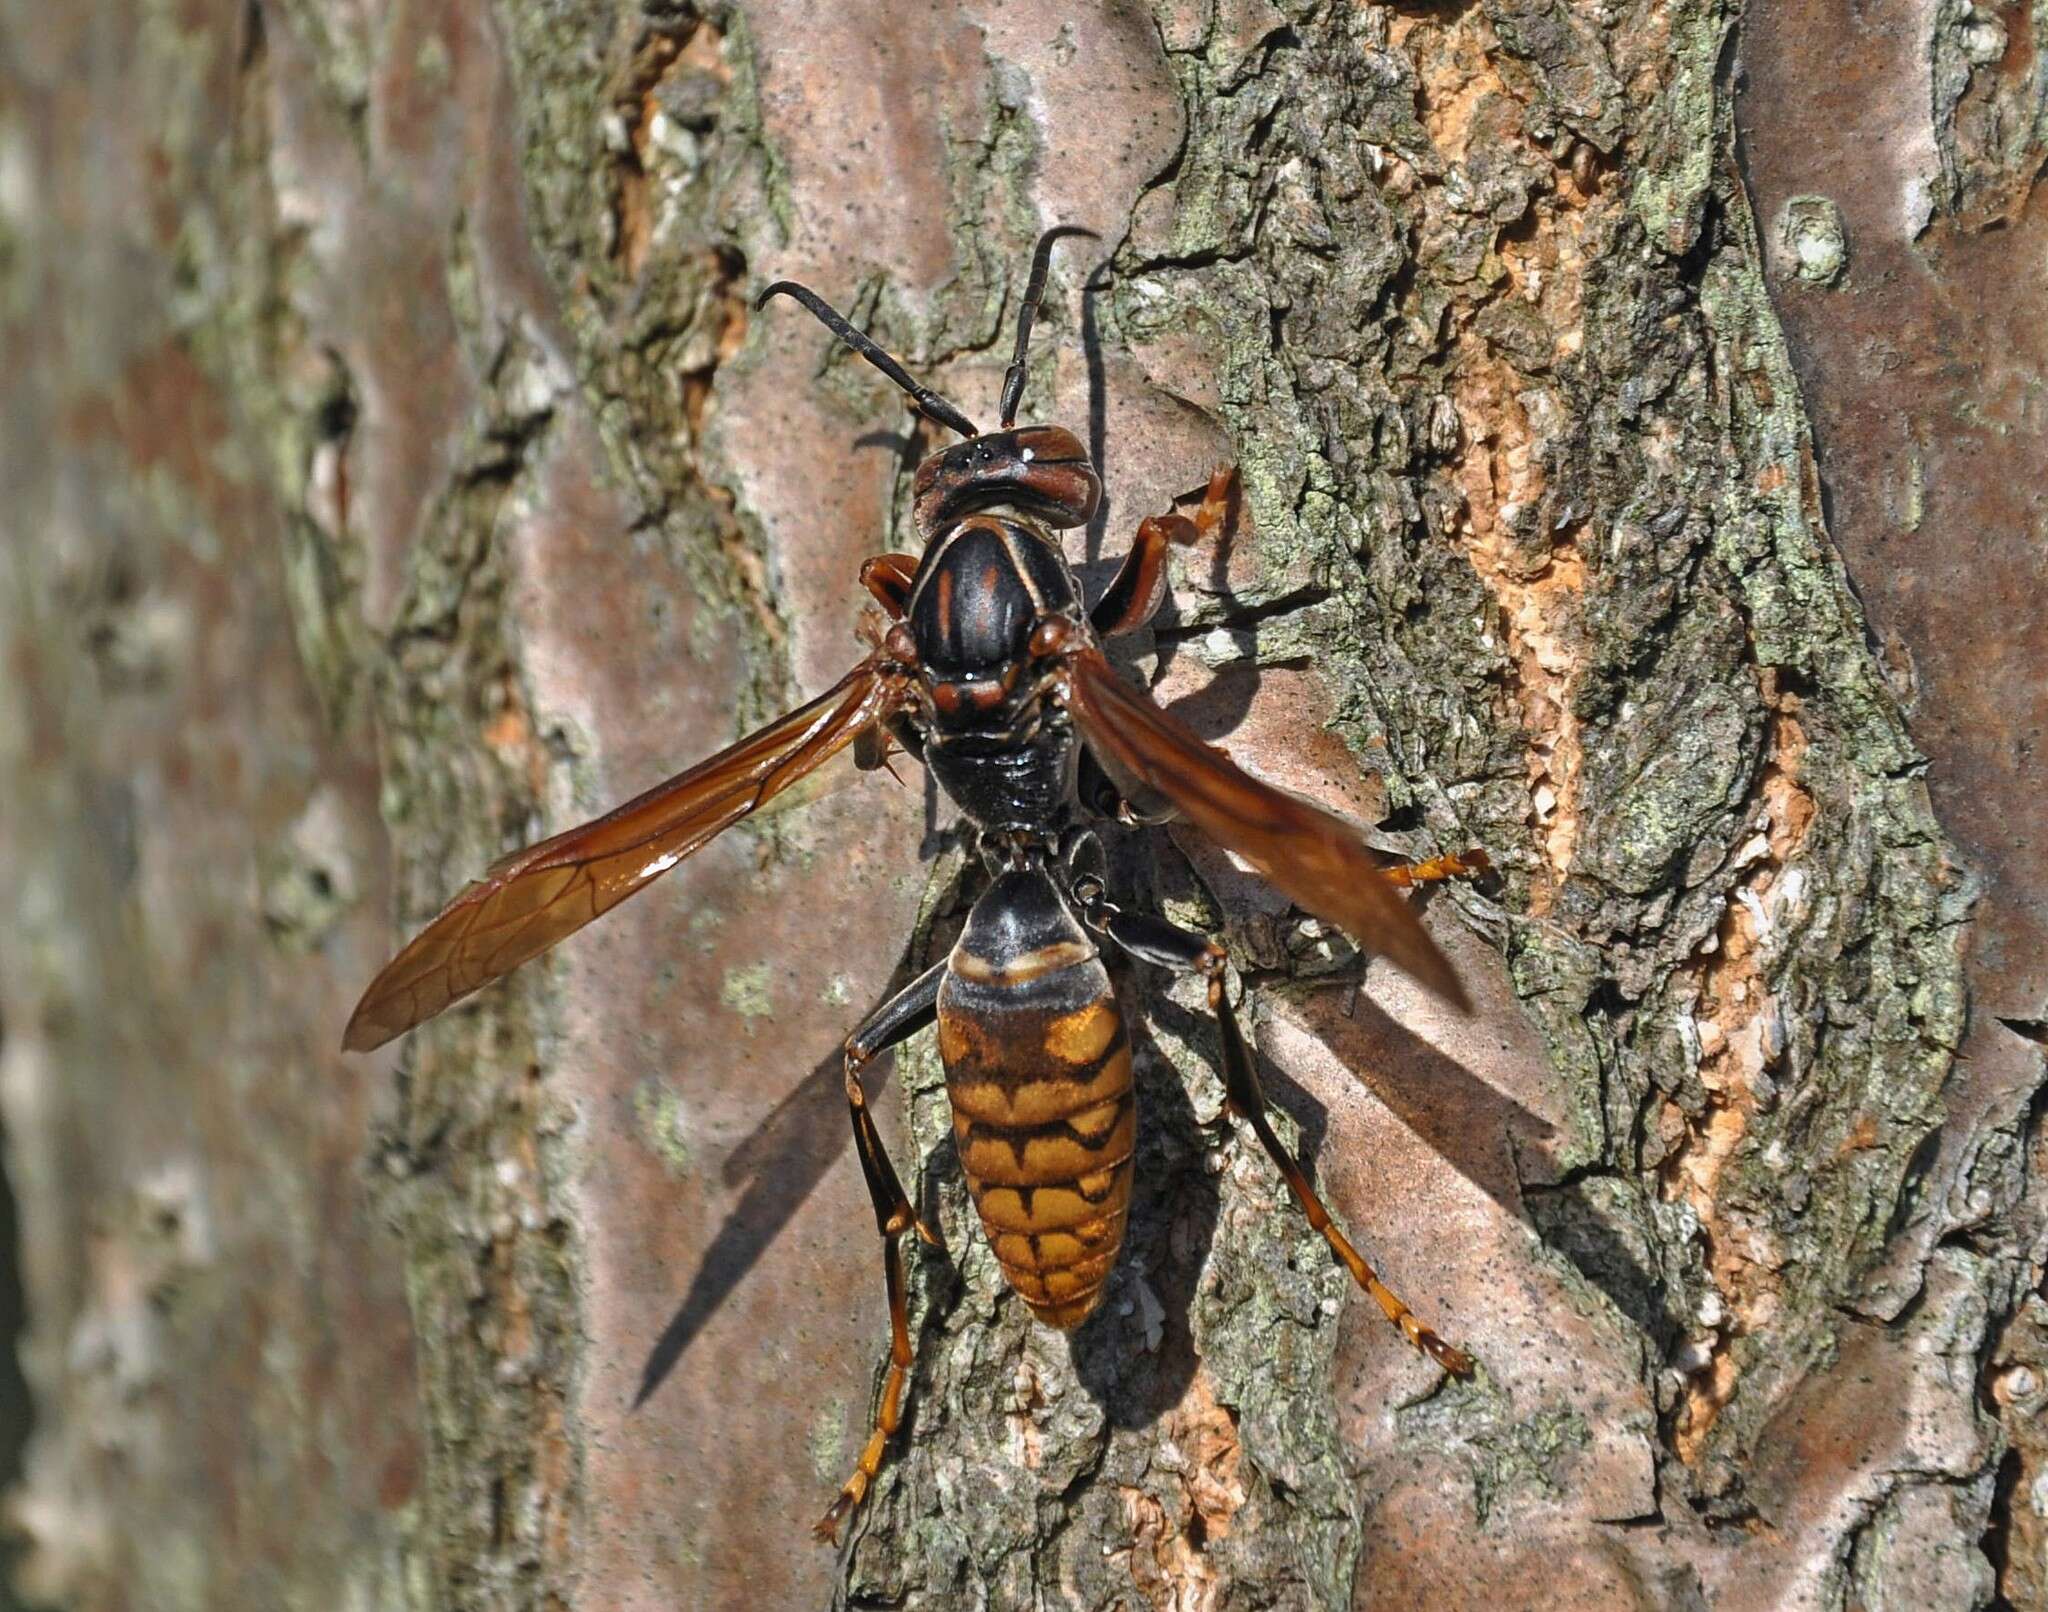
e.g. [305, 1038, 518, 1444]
[633, 1034, 878, 1411]
[634, 865, 974, 1409]
[1282, 983, 1556, 1219]
[1064, 832, 1224, 1429]
[1522, 1176, 1690, 1355]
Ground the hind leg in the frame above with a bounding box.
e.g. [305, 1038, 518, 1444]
[1083, 897, 1472, 1375]
[817, 962, 945, 1544]
[1381, 846, 1491, 889]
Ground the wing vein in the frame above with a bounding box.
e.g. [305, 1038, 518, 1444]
[342, 658, 901, 1050]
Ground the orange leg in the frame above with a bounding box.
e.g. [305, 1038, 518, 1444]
[1204, 967, 1472, 1374]
[860, 552, 919, 618]
[1086, 895, 1472, 1376]
[816, 966, 943, 1545]
[1090, 465, 1237, 637]
[853, 555, 926, 778]
[1381, 846, 1491, 889]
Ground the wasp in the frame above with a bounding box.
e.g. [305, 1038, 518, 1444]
[344, 229, 1488, 1543]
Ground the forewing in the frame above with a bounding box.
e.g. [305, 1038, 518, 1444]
[343, 658, 905, 1051]
[1063, 648, 1469, 1010]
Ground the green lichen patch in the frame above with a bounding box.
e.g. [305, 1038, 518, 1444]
[631, 1077, 696, 1179]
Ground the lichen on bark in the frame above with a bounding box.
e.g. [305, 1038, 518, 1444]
[340, 0, 1996, 1602]
[850, 0, 1979, 1600]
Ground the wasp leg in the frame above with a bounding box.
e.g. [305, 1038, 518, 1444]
[1090, 465, 1237, 637]
[817, 961, 946, 1545]
[1077, 745, 1176, 827]
[1381, 846, 1491, 889]
[861, 552, 920, 618]
[854, 712, 927, 776]
[1091, 906, 1473, 1377]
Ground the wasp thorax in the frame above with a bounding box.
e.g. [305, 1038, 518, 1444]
[910, 518, 1083, 684]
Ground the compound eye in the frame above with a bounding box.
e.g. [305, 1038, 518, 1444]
[883, 622, 917, 664]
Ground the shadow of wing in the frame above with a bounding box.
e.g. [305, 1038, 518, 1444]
[633, 1045, 855, 1409]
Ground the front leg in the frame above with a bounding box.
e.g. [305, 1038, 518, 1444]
[860, 552, 920, 617]
[854, 568, 927, 774]
[1090, 465, 1236, 637]
[1084, 898, 1473, 1376]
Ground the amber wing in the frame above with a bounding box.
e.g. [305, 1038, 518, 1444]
[1062, 648, 1470, 1011]
[343, 658, 905, 1052]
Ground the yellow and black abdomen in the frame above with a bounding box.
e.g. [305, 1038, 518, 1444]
[937, 869, 1134, 1329]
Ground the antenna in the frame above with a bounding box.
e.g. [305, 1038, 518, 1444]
[755, 281, 981, 439]
[998, 226, 1099, 430]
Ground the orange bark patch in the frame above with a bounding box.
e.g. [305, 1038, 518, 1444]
[612, 35, 681, 282]
[610, 21, 731, 282]
[1113, 1370, 1247, 1611]
[681, 244, 750, 437]
[483, 670, 551, 797]
[1393, 7, 1601, 911]
[1453, 366, 1589, 911]
[1663, 689, 1816, 1460]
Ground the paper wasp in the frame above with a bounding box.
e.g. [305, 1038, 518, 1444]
[343, 228, 1487, 1542]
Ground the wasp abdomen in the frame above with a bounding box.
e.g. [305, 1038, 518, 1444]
[938, 872, 1135, 1330]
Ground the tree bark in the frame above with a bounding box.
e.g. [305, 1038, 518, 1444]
[1, 1, 2041, 1610]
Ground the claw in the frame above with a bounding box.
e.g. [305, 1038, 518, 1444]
[1424, 1334, 1475, 1377]
[813, 1500, 849, 1546]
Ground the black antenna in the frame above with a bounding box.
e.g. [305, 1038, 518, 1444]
[756, 281, 981, 439]
[998, 226, 1099, 430]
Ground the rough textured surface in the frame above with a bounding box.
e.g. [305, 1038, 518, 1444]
[1736, 2, 2048, 1604]
[0, 5, 422, 1607]
[0, 1, 2039, 1609]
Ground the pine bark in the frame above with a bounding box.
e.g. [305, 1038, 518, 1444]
[1, 2, 2042, 1610]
